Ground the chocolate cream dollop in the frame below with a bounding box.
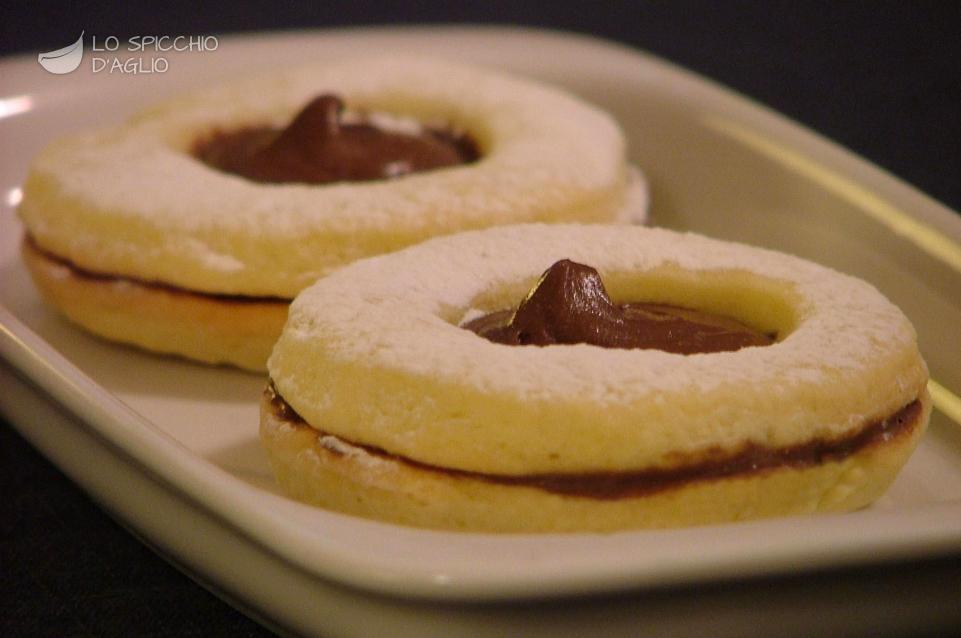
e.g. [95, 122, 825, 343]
[193, 94, 478, 184]
[463, 259, 775, 354]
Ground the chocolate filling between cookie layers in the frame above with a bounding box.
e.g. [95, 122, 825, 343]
[193, 94, 479, 184]
[265, 383, 922, 500]
[24, 236, 289, 305]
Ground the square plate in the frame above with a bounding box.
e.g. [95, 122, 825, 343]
[2, 25, 960, 627]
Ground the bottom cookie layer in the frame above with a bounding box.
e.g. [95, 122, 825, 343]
[259, 385, 931, 532]
[22, 238, 288, 371]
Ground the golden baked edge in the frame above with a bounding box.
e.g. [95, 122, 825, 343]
[22, 237, 285, 371]
[259, 385, 931, 533]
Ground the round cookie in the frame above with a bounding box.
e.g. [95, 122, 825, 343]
[18, 56, 648, 370]
[263, 223, 930, 532]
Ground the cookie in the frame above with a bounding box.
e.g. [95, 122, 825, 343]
[262, 224, 929, 531]
[19, 57, 647, 369]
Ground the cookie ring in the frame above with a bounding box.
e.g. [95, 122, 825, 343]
[263, 224, 929, 531]
[19, 55, 646, 295]
[19, 57, 646, 369]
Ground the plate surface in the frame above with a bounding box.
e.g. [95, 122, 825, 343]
[2, 26, 961, 616]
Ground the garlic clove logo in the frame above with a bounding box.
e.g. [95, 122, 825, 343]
[38, 32, 85, 74]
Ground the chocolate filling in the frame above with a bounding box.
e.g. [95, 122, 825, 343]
[193, 94, 479, 184]
[463, 260, 775, 354]
[25, 236, 288, 304]
[266, 383, 922, 500]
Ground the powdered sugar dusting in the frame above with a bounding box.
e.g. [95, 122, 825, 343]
[614, 165, 650, 224]
[319, 435, 391, 470]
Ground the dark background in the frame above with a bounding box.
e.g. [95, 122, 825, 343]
[2, 2, 960, 637]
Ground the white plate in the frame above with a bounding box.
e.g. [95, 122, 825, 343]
[2, 25, 961, 626]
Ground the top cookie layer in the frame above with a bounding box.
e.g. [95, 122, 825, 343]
[19, 56, 637, 297]
[268, 224, 928, 474]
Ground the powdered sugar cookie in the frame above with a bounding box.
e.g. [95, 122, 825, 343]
[262, 224, 929, 532]
[19, 57, 648, 370]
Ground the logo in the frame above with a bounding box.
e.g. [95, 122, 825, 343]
[38, 31, 85, 74]
[37, 32, 219, 76]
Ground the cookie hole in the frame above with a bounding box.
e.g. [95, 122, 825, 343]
[190, 94, 480, 185]
[458, 262, 800, 353]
